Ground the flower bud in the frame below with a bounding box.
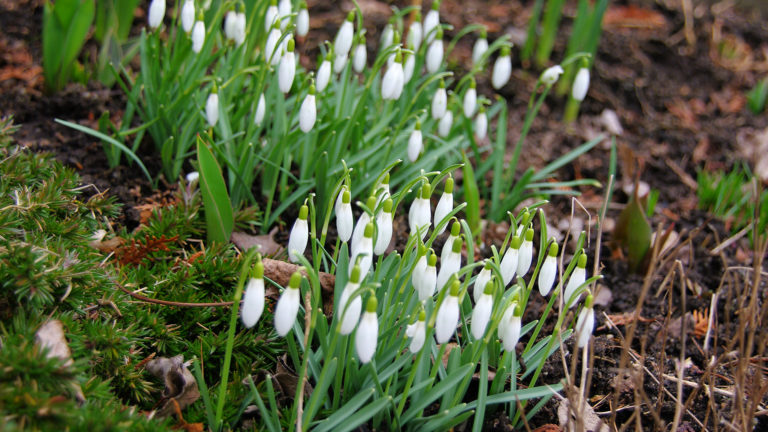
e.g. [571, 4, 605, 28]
[423, 0, 440, 44]
[406, 310, 427, 353]
[563, 251, 587, 308]
[265, 22, 281, 65]
[575, 295, 594, 348]
[418, 252, 437, 301]
[441, 219, 461, 264]
[278, 0, 291, 29]
[425, 28, 443, 73]
[473, 260, 492, 303]
[475, 107, 487, 140]
[316, 55, 332, 92]
[436, 237, 462, 292]
[355, 296, 378, 363]
[254, 92, 266, 125]
[333, 52, 348, 74]
[242, 260, 265, 328]
[299, 88, 316, 133]
[181, 0, 195, 33]
[338, 264, 362, 334]
[516, 227, 534, 277]
[435, 279, 460, 344]
[335, 187, 353, 242]
[408, 16, 422, 51]
[500, 235, 521, 286]
[381, 53, 404, 100]
[296, 2, 310, 37]
[572, 67, 590, 101]
[499, 303, 521, 351]
[408, 183, 431, 240]
[471, 282, 494, 339]
[265, 0, 278, 31]
[433, 176, 454, 234]
[350, 222, 375, 276]
[224, 10, 237, 41]
[192, 20, 205, 53]
[431, 80, 447, 120]
[351, 196, 376, 255]
[374, 199, 393, 255]
[492, 46, 512, 90]
[274, 271, 303, 336]
[288, 205, 309, 263]
[403, 50, 415, 83]
[233, 12, 246, 46]
[472, 29, 488, 66]
[463, 79, 477, 118]
[205, 91, 218, 127]
[278, 39, 296, 93]
[438, 110, 453, 137]
[541, 65, 564, 86]
[353, 35, 367, 73]
[334, 11, 355, 57]
[538, 241, 558, 296]
[148, 0, 165, 29]
[407, 122, 422, 162]
[412, 245, 428, 296]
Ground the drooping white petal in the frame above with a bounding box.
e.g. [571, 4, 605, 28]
[205, 93, 218, 127]
[296, 7, 310, 37]
[274, 287, 300, 336]
[492, 54, 512, 90]
[288, 218, 308, 263]
[224, 11, 237, 40]
[334, 19, 354, 57]
[538, 255, 557, 296]
[279, 51, 296, 93]
[501, 310, 521, 352]
[463, 88, 477, 118]
[563, 266, 586, 308]
[353, 43, 367, 73]
[426, 39, 443, 73]
[299, 93, 316, 132]
[338, 283, 362, 335]
[575, 306, 594, 348]
[381, 62, 404, 100]
[572, 68, 590, 101]
[500, 246, 518, 286]
[148, 0, 165, 29]
[435, 295, 459, 344]
[234, 12, 246, 46]
[436, 246, 461, 292]
[373, 213, 392, 256]
[471, 293, 493, 340]
[431, 86, 447, 120]
[473, 264, 492, 303]
[380, 24, 394, 51]
[333, 53, 348, 73]
[406, 320, 426, 353]
[350, 224, 374, 276]
[403, 53, 415, 83]
[408, 21, 422, 50]
[472, 37, 488, 65]
[517, 237, 533, 277]
[423, 9, 439, 44]
[355, 311, 378, 363]
[278, 0, 291, 27]
[316, 60, 332, 92]
[265, 4, 279, 31]
[407, 128, 422, 162]
[412, 253, 427, 295]
[438, 111, 453, 137]
[475, 111, 488, 139]
[335, 192, 353, 243]
[419, 261, 437, 301]
[408, 197, 431, 240]
[351, 212, 371, 257]
[254, 93, 266, 125]
[541, 65, 564, 86]
[265, 28, 281, 65]
[191, 21, 205, 53]
[181, 0, 195, 33]
[433, 192, 453, 234]
[441, 233, 457, 264]
[241, 278, 265, 328]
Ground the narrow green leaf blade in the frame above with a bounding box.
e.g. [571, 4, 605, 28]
[197, 136, 234, 244]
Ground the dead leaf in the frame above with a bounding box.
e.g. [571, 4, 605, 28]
[603, 5, 667, 30]
[146, 355, 200, 418]
[532, 425, 563, 432]
[668, 313, 697, 339]
[599, 312, 653, 331]
[231, 228, 283, 256]
[593, 285, 613, 307]
[691, 309, 709, 338]
[35, 320, 85, 403]
[557, 398, 610, 432]
[89, 236, 125, 254]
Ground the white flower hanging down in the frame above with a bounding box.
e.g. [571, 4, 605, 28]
[471, 281, 494, 340]
[408, 12, 423, 51]
[500, 235, 521, 286]
[224, 10, 237, 41]
[437, 237, 462, 292]
[425, 28, 444, 74]
[380, 22, 394, 53]
[265, 0, 278, 31]
[463, 79, 477, 118]
[403, 50, 415, 83]
[274, 272, 303, 336]
[475, 106, 488, 140]
[191, 20, 205, 53]
[431, 80, 447, 120]
[351, 196, 376, 256]
[299, 85, 316, 132]
[296, 2, 310, 37]
[278, 0, 291, 29]
[338, 264, 363, 335]
[334, 11, 355, 58]
[563, 252, 587, 308]
[278, 38, 296, 93]
[492, 45, 512, 90]
[575, 294, 595, 348]
[352, 35, 367, 73]
[148, 0, 165, 29]
[233, 11, 246, 46]
[418, 252, 438, 301]
[241, 260, 266, 328]
[472, 28, 488, 66]
[406, 310, 427, 353]
[408, 183, 432, 240]
[433, 176, 454, 234]
[441, 220, 461, 264]
[435, 279, 460, 344]
[181, 0, 195, 33]
[541, 65, 564, 86]
[516, 227, 534, 277]
[572, 67, 590, 101]
[288, 204, 309, 263]
[499, 303, 522, 351]
[254, 92, 266, 125]
[473, 260, 493, 303]
[205, 91, 218, 127]
[423, 0, 440, 44]
[381, 51, 405, 100]
[334, 53, 348, 74]
[350, 222, 375, 276]
[438, 109, 453, 137]
[316, 53, 332, 92]
[374, 198, 394, 255]
[407, 121, 423, 162]
[265, 22, 282, 65]
[355, 296, 379, 363]
[335, 187, 353, 242]
[412, 246, 428, 296]
[538, 241, 558, 296]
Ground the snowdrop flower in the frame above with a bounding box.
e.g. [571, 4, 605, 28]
[412, 245, 428, 295]
[403, 49, 415, 83]
[438, 109, 453, 137]
[334, 11, 355, 57]
[381, 52, 404, 100]
[563, 252, 587, 308]
[418, 252, 437, 301]
[408, 12, 423, 50]
[437, 237, 462, 292]
[435, 279, 460, 344]
[406, 310, 427, 353]
[241, 260, 265, 328]
[516, 227, 534, 277]
[278, 0, 291, 29]
[296, 2, 310, 37]
[335, 187, 353, 242]
[355, 296, 378, 363]
[265, 0, 278, 31]
[499, 303, 522, 351]
[572, 67, 590, 101]
[380, 22, 394, 52]
[433, 176, 454, 234]
[407, 121, 423, 162]
[288, 205, 309, 263]
[386, 31, 401, 66]
[181, 0, 195, 33]
[375, 173, 390, 207]
[191, 20, 205, 53]
[374, 198, 393, 255]
[575, 294, 595, 348]
[463, 79, 477, 118]
[274, 272, 303, 336]
[233, 12, 246, 46]
[471, 282, 494, 340]
[338, 264, 362, 334]
[500, 235, 521, 286]
[148, 0, 165, 29]
[254, 92, 266, 125]
[316, 53, 332, 92]
[475, 106, 488, 140]
[408, 183, 431, 240]
[205, 90, 218, 127]
[265, 22, 282, 65]
[425, 28, 444, 73]
[185, 171, 199, 184]
[350, 222, 375, 276]
[492, 46, 512, 90]
[431, 80, 447, 120]
[224, 10, 237, 41]
[278, 39, 296, 93]
[423, 0, 440, 44]
[473, 260, 493, 302]
[441, 219, 461, 264]
[541, 65, 564, 86]
[538, 241, 558, 296]
[352, 35, 367, 73]
[472, 28, 488, 66]
[351, 196, 376, 256]
[299, 86, 316, 132]
[333, 52, 348, 74]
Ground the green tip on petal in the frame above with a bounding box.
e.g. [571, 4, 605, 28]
[342, 190, 351, 204]
[585, 293, 594, 308]
[418, 309, 426, 321]
[483, 280, 494, 295]
[451, 237, 462, 253]
[524, 227, 534, 241]
[427, 252, 437, 266]
[510, 235, 522, 249]
[577, 252, 587, 268]
[449, 279, 460, 296]
[444, 177, 454, 194]
[383, 198, 393, 213]
[289, 271, 303, 288]
[364, 222, 374, 238]
[366, 195, 377, 209]
[350, 264, 361, 283]
[254, 261, 265, 279]
[365, 295, 377, 312]
[346, 11, 355, 22]
[450, 220, 460, 236]
[298, 205, 309, 220]
[548, 241, 559, 257]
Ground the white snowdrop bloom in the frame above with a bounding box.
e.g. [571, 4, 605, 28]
[350, 222, 375, 276]
[408, 183, 431, 240]
[274, 272, 303, 336]
[472, 31, 488, 65]
[431, 80, 447, 120]
[541, 65, 564, 86]
[355, 296, 379, 363]
[403, 51, 415, 83]
[148, 0, 165, 29]
[425, 29, 443, 73]
[278, 39, 296, 93]
[381, 53, 404, 100]
[191, 20, 205, 53]
[418, 253, 437, 301]
[254, 92, 266, 125]
[471, 282, 494, 340]
[241, 261, 266, 328]
[299, 87, 316, 132]
[437, 237, 462, 292]
[296, 3, 310, 37]
[374, 199, 393, 255]
[433, 177, 454, 234]
[185, 171, 199, 184]
[408, 15, 422, 50]
[438, 110, 453, 137]
[463, 80, 477, 118]
[353, 37, 367, 73]
[265, 0, 278, 31]
[351, 196, 376, 256]
[492, 46, 512, 90]
[475, 108, 488, 140]
[572, 67, 590, 101]
[205, 92, 218, 127]
[224, 10, 237, 41]
[563, 253, 587, 308]
[288, 205, 309, 263]
[538, 241, 558, 296]
[516, 227, 534, 277]
[335, 187, 354, 242]
[407, 122, 422, 162]
[334, 11, 355, 57]
[338, 265, 362, 335]
[575, 295, 595, 348]
[500, 236, 521, 286]
[278, 0, 291, 28]
[333, 52, 348, 74]
[499, 304, 522, 352]
[386, 31, 400, 67]
[265, 23, 282, 65]
[423, 0, 440, 44]
[316, 56, 332, 92]
[380, 23, 394, 52]
[181, 0, 195, 33]
[406, 311, 427, 353]
[441, 220, 460, 264]
[233, 12, 246, 46]
[411, 246, 428, 295]
[473, 260, 493, 303]
[435, 280, 460, 344]
[375, 173, 390, 207]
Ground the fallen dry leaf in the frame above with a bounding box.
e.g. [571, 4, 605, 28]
[599, 312, 653, 331]
[603, 5, 667, 30]
[231, 228, 283, 256]
[35, 320, 85, 403]
[146, 355, 200, 418]
[532, 425, 562, 432]
[557, 398, 610, 432]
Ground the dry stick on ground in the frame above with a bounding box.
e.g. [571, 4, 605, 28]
[671, 260, 689, 432]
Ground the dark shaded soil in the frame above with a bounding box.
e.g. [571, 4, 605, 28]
[1, 0, 767, 430]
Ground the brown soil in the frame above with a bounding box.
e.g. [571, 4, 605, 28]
[1, 0, 766, 430]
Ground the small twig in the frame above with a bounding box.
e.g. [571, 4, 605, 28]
[709, 225, 751, 255]
[665, 158, 698, 190]
[703, 291, 718, 352]
[112, 277, 234, 307]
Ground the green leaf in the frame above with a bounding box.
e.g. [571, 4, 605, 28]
[747, 78, 768, 114]
[197, 136, 234, 244]
[313, 388, 374, 432]
[614, 186, 652, 273]
[461, 151, 481, 241]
